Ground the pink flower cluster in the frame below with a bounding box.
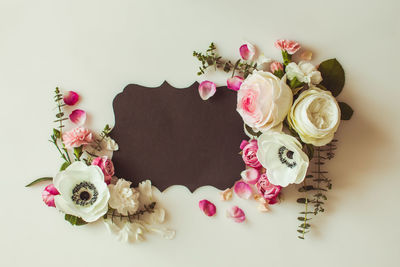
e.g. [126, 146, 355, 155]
[62, 127, 93, 149]
[274, 39, 301, 55]
[92, 156, 115, 184]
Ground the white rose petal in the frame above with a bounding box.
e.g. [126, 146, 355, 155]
[256, 132, 309, 187]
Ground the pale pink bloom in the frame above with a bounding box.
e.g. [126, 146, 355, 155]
[240, 168, 260, 184]
[274, 39, 301, 55]
[270, 61, 284, 73]
[42, 184, 59, 208]
[199, 199, 216, 217]
[198, 81, 217, 100]
[92, 156, 114, 184]
[239, 42, 256, 60]
[227, 76, 244, 91]
[226, 206, 246, 223]
[256, 174, 281, 204]
[62, 127, 93, 149]
[234, 181, 252, 199]
[300, 51, 313, 61]
[220, 188, 233, 201]
[69, 109, 86, 125]
[240, 140, 262, 168]
[63, 91, 79, 106]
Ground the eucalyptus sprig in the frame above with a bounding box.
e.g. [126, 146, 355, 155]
[193, 42, 258, 78]
[92, 124, 112, 151]
[104, 202, 157, 223]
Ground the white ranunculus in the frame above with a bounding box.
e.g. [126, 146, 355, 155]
[108, 179, 140, 216]
[105, 137, 119, 151]
[288, 86, 340, 146]
[237, 71, 293, 132]
[256, 132, 309, 187]
[285, 61, 322, 85]
[54, 162, 110, 222]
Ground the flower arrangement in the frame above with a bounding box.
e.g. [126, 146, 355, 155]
[193, 40, 353, 239]
[26, 87, 175, 242]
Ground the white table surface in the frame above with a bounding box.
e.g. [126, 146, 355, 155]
[1, 0, 399, 266]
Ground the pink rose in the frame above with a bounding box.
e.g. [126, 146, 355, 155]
[42, 184, 59, 208]
[92, 156, 114, 184]
[256, 174, 281, 204]
[274, 39, 301, 55]
[62, 127, 93, 149]
[236, 71, 292, 132]
[270, 61, 284, 73]
[240, 139, 262, 168]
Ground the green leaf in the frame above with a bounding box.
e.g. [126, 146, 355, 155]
[60, 161, 70, 171]
[297, 198, 308, 204]
[304, 143, 314, 161]
[53, 128, 61, 139]
[74, 146, 83, 160]
[318, 58, 345, 97]
[64, 214, 88, 226]
[298, 185, 315, 192]
[25, 177, 53, 187]
[338, 102, 354, 120]
[244, 124, 262, 138]
[281, 50, 291, 66]
[289, 77, 304, 90]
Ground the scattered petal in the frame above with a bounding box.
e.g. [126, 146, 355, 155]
[69, 109, 86, 125]
[42, 184, 59, 208]
[220, 188, 233, 201]
[227, 76, 244, 91]
[226, 206, 246, 223]
[198, 81, 217, 100]
[63, 91, 79, 106]
[240, 168, 260, 185]
[254, 194, 269, 212]
[300, 51, 313, 61]
[199, 199, 216, 217]
[234, 181, 252, 199]
[239, 42, 256, 60]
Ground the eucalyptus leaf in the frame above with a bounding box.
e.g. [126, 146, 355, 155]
[338, 102, 354, 120]
[25, 177, 53, 187]
[60, 161, 71, 171]
[318, 58, 345, 97]
[244, 124, 262, 138]
[65, 214, 87, 226]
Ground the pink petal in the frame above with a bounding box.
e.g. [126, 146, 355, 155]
[300, 51, 313, 61]
[227, 206, 246, 223]
[234, 181, 252, 199]
[199, 199, 216, 217]
[42, 184, 59, 208]
[239, 140, 249, 150]
[198, 81, 217, 100]
[220, 188, 233, 201]
[63, 91, 79, 106]
[240, 168, 260, 185]
[69, 109, 86, 125]
[227, 76, 244, 91]
[239, 43, 255, 60]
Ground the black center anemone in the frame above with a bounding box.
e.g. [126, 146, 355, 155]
[71, 181, 99, 206]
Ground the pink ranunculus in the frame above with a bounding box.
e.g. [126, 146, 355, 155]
[227, 76, 244, 91]
[42, 184, 60, 208]
[62, 127, 93, 149]
[198, 80, 217, 100]
[256, 174, 281, 204]
[92, 156, 114, 184]
[240, 140, 262, 168]
[239, 42, 256, 60]
[236, 71, 293, 132]
[240, 167, 260, 184]
[199, 199, 216, 217]
[63, 91, 79, 106]
[226, 206, 246, 223]
[274, 39, 301, 55]
[270, 61, 284, 73]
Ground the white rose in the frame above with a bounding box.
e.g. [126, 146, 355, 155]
[256, 132, 309, 187]
[108, 179, 140, 215]
[237, 71, 293, 132]
[288, 86, 340, 146]
[54, 162, 110, 222]
[105, 137, 119, 151]
[286, 61, 322, 85]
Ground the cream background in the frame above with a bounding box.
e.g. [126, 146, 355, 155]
[1, 0, 399, 266]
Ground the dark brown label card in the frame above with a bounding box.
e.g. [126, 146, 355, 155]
[110, 82, 246, 191]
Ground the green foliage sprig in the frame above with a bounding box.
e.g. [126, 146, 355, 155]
[193, 42, 258, 78]
[297, 142, 337, 239]
[104, 202, 157, 223]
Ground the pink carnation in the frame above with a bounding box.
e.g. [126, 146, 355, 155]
[270, 61, 284, 73]
[92, 156, 114, 184]
[256, 174, 281, 204]
[42, 184, 59, 208]
[62, 127, 93, 149]
[240, 140, 262, 168]
[274, 39, 301, 55]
